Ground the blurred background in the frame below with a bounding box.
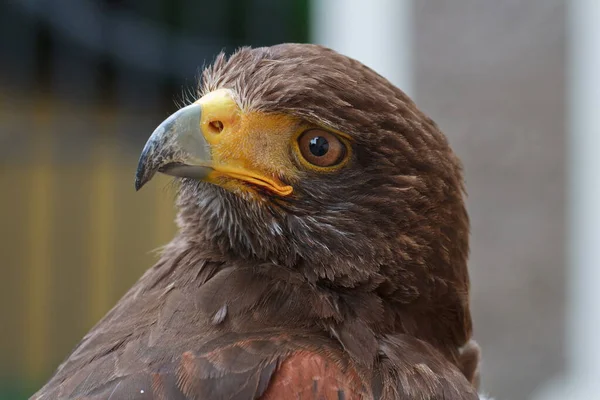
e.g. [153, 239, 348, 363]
[0, 0, 583, 399]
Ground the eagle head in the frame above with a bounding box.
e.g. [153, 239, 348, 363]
[136, 43, 471, 356]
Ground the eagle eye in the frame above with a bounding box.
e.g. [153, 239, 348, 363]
[297, 129, 347, 168]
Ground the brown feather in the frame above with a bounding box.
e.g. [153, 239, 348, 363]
[32, 43, 479, 400]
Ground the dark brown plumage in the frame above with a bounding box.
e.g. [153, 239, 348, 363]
[32, 43, 480, 399]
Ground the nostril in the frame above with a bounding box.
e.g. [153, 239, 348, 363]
[209, 120, 224, 133]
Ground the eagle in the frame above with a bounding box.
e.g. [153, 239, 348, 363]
[32, 44, 482, 400]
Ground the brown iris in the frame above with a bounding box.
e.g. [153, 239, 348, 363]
[297, 129, 346, 167]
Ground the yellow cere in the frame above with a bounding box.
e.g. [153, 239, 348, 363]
[195, 89, 300, 196]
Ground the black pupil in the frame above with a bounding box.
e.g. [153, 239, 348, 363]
[309, 136, 329, 157]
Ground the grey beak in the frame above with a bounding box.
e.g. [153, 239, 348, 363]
[135, 103, 212, 191]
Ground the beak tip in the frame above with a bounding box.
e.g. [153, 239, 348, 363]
[135, 167, 153, 191]
[134, 162, 149, 191]
[135, 102, 205, 192]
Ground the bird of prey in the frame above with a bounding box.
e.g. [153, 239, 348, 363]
[32, 44, 482, 399]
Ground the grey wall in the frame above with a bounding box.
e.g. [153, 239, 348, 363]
[415, 2, 566, 399]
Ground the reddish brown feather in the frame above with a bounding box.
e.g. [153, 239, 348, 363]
[262, 352, 367, 400]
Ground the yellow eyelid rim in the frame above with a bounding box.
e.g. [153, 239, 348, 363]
[291, 125, 353, 172]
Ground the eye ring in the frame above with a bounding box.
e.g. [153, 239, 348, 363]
[296, 129, 347, 168]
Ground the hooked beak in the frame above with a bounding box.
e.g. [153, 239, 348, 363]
[135, 103, 209, 191]
[134, 89, 293, 196]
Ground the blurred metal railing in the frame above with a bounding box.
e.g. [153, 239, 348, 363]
[25, 99, 55, 382]
[0, 91, 179, 385]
